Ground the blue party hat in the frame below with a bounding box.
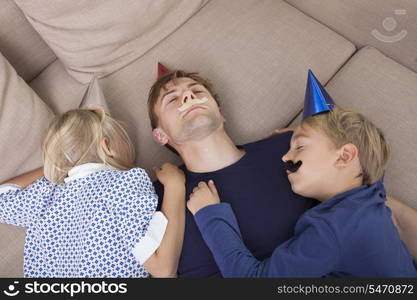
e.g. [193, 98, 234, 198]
[302, 69, 336, 120]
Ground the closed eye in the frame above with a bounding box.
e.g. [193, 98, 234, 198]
[296, 146, 303, 150]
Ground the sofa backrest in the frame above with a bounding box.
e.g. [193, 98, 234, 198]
[0, 0, 56, 82]
[286, 0, 417, 73]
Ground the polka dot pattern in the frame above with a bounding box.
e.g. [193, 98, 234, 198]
[0, 168, 158, 278]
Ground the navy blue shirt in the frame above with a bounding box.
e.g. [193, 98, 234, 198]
[154, 132, 315, 277]
[194, 180, 417, 277]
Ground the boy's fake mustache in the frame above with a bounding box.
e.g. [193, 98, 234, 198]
[178, 97, 209, 112]
[284, 160, 303, 173]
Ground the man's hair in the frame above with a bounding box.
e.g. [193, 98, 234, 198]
[42, 107, 135, 184]
[147, 70, 220, 154]
[302, 106, 391, 185]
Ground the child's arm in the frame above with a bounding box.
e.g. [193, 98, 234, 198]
[188, 181, 339, 277]
[386, 195, 417, 261]
[0, 167, 53, 228]
[1, 167, 44, 188]
[143, 163, 185, 278]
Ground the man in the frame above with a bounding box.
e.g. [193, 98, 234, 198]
[148, 70, 416, 277]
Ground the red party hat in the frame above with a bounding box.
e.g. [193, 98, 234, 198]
[157, 62, 171, 78]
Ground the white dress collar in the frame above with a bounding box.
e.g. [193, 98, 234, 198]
[64, 163, 115, 183]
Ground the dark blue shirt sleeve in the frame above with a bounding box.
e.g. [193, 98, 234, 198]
[194, 203, 340, 277]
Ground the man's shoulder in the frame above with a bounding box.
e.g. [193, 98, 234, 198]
[240, 131, 293, 152]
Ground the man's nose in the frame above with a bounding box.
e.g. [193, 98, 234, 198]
[182, 90, 196, 104]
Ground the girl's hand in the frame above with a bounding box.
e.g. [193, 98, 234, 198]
[187, 180, 220, 215]
[154, 163, 185, 186]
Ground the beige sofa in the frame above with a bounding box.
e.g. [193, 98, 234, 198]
[1, 0, 416, 277]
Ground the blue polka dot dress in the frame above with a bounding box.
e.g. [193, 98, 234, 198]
[0, 164, 160, 278]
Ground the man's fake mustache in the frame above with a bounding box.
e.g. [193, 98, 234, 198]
[284, 160, 303, 173]
[178, 97, 209, 112]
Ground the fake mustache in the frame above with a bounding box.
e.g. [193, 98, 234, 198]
[284, 160, 303, 173]
[178, 97, 209, 112]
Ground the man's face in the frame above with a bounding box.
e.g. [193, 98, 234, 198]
[282, 123, 339, 200]
[153, 77, 224, 146]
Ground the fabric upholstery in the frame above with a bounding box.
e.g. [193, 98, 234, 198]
[324, 46, 417, 209]
[286, 0, 417, 73]
[14, 0, 209, 83]
[0, 0, 55, 82]
[0, 52, 54, 277]
[0, 52, 54, 183]
[0, 223, 25, 277]
[97, 0, 355, 176]
[29, 59, 87, 114]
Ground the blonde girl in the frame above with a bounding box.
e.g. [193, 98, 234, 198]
[0, 107, 185, 278]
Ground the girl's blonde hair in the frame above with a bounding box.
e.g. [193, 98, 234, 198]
[42, 107, 135, 184]
[302, 106, 391, 185]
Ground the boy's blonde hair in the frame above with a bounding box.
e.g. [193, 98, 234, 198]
[302, 106, 391, 185]
[42, 107, 135, 184]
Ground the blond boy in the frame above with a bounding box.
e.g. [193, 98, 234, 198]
[186, 70, 417, 277]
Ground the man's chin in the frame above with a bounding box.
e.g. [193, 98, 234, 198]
[186, 116, 220, 134]
[172, 116, 221, 143]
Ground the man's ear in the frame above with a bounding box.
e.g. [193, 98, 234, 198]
[152, 128, 169, 146]
[335, 143, 358, 167]
[101, 137, 115, 157]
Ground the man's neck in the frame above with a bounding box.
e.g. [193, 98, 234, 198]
[176, 129, 245, 173]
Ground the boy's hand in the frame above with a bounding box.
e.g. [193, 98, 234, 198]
[263, 127, 294, 139]
[154, 163, 185, 186]
[187, 180, 220, 215]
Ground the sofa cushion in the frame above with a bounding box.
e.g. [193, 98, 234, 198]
[286, 0, 417, 73]
[29, 59, 87, 114]
[97, 0, 355, 177]
[322, 46, 417, 209]
[0, 52, 54, 183]
[0, 0, 56, 82]
[14, 0, 209, 84]
[0, 223, 25, 277]
[0, 52, 55, 277]
[287, 111, 302, 129]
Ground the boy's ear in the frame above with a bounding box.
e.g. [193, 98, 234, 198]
[335, 143, 358, 167]
[101, 137, 115, 157]
[152, 128, 169, 146]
